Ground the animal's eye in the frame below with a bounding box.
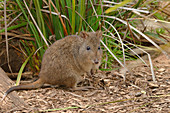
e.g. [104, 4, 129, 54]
[86, 46, 91, 50]
[98, 46, 101, 50]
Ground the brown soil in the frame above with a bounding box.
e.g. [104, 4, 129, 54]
[1, 54, 170, 113]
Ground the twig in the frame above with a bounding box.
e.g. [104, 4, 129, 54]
[23, 0, 49, 47]
[7, 12, 22, 27]
[98, 15, 159, 82]
[99, 15, 168, 58]
[103, 34, 149, 67]
[4, 0, 13, 75]
[103, 20, 126, 66]
[40, 94, 170, 112]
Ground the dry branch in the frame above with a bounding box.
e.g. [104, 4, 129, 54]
[0, 67, 29, 110]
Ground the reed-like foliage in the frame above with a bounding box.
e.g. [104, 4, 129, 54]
[1, 0, 169, 81]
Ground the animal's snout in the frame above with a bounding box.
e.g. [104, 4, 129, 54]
[93, 59, 99, 64]
[94, 61, 99, 64]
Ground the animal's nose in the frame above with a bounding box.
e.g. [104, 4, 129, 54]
[94, 59, 99, 64]
[95, 61, 99, 64]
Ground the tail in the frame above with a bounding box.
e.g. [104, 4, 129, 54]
[1, 79, 44, 101]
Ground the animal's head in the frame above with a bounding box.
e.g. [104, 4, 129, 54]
[77, 31, 103, 71]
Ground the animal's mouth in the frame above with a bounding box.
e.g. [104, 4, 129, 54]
[92, 59, 99, 64]
[94, 61, 99, 64]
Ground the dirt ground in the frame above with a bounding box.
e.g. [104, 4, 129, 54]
[0, 54, 170, 113]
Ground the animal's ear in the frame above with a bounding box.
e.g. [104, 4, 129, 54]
[80, 31, 89, 39]
[96, 30, 103, 39]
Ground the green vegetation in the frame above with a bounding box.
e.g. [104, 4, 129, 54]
[0, 0, 170, 112]
[0, 0, 169, 76]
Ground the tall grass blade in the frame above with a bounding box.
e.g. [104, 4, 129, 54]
[105, 0, 133, 13]
[78, 0, 85, 32]
[33, 0, 47, 38]
[0, 22, 27, 33]
[16, 51, 34, 85]
[72, 0, 75, 34]
[23, 0, 49, 47]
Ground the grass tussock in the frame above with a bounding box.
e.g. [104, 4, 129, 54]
[0, 0, 169, 81]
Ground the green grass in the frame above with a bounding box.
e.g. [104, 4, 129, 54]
[1, 0, 169, 82]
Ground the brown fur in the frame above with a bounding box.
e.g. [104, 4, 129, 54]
[3, 31, 103, 99]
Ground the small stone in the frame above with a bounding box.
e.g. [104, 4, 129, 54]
[103, 79, 111, 86]
[152, 89, 158, 93]
[152, 104, 159, 108]
[148, 82, 159, 89]
[166, 81, 170, 85]
[135, 92, 142, 97]
[119, 91, 126, 95]
[141, 90, 146, 94]
[160, 72, 164, 75]
[160, 84, 166, 87]
[158, 68, 165, 72]
[167, 88, 170, 91]
[109, 86, 115, 89]
[156, 90, 164, 95]
[147, 75, 152, 81]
